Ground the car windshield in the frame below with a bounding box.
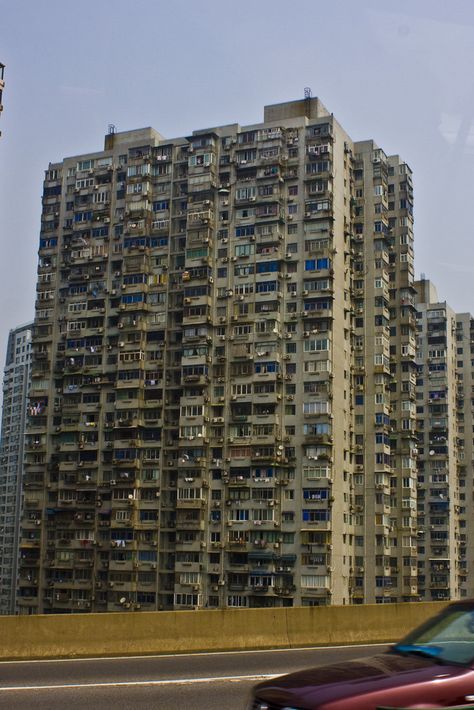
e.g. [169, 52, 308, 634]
[393, 605, 474, 666]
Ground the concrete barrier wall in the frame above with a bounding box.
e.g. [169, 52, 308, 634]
[0, 602, 447, 660]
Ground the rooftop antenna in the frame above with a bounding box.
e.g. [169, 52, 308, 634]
[304, 87, 312, 118]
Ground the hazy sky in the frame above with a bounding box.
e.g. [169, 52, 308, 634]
[1, 0, 474, 374]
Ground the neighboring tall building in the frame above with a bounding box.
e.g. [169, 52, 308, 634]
[19, 97, 418, 614]
[351, 143, 417, 604]
[414, 280, 474, 602]
[455, 312, 474, 599]
[0, 62, 5, 136]
[414, 280, 460, 602]
[0, 323, 33, 614]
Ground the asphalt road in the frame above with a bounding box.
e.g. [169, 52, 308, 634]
[0, 643, 390, 709]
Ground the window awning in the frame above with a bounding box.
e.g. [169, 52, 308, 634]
[279, 554, 297, 563]
[248, 551, 275, 561]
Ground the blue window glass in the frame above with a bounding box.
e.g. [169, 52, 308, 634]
[92, 226, 109, 237]
[121, 293, 144, 303]
[256, 261, 279, 273]
[235, 225, 255, 237]
[40, 238, 58, 248]
[254, 361, 278, 373]
[152, 200, 169, 211]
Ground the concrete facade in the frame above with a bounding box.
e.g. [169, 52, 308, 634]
[454, 312, 474, 598]
[0, 323, 33, 613]
[414, 282, 474, 602]
[19, 98, 424, 615]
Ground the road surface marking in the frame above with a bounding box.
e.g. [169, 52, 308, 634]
[0, 642, 388, 665]
[0, 674, 278, 691]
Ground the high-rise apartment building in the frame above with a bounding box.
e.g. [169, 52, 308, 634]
[455, 312, 474, 598]
[414, 280, 474, 602]
[351, 143, 417, 604]
[0, 323, 33, 614]
[0, 62, 5, 136]
[19, 97, 417, 614]
[414, 280, 460, 602]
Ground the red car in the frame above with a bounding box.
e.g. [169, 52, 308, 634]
[248, 600, 474, 709]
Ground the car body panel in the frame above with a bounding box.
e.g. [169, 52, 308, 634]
[250, 601, 474, 709]
[253, 653, 474, 709]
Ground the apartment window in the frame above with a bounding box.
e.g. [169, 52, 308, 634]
[186, 246, 209, 260]
[235, 224, 255, 237]
[256, 281, 277, 293]
[152, 199, 169, 211]
[306, 160, 331, 174]
[254, 361, 278, 374]
[230, 509, 249, 522]
[151, 163, 171, 176]
[77, 159, 94, 171]
[305, 238, 330, 252]
[301, 574, 329, 589]
[74, 211, 92, 223]
[305, 258, 330, 271]
[302, 509, 330, 522]
[252, 509, 274, 522]
[304, 360, 331, 373]
[303, 338, 329, 352]
[303, 466, 331, 481]
[175, 593, 200, 607]
[256, 260, 279, 273]
[189, 153, 213, 167]
[75, 177, 94, 189]
[303, 423, 330, 436]
[235, 243, 255, 257]
[303, 401, 329, 415]
[303, 280, 330, 293]
[227, 595, 248, 607]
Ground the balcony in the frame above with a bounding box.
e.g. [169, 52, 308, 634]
[176, 497, 205, 509]
[175, 517, 205, 531]
[250, 585, 270, 593]
[182, 374, 210, 386]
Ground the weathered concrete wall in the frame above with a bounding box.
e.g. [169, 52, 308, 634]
[0, 602, 447, 660]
